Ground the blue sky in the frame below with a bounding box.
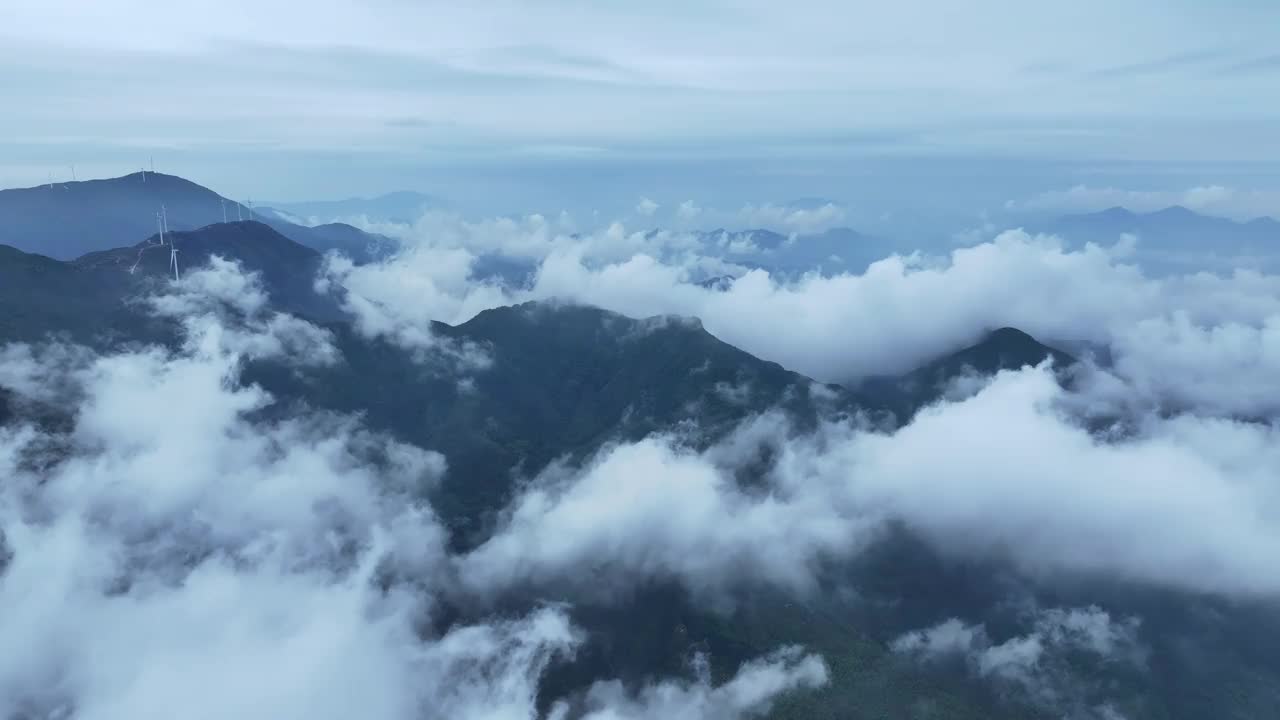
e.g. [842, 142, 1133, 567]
[4, 0, 1278, 217]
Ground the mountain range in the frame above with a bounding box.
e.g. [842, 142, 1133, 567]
[1037, 205, 1280, 271]
[264, 190, 442, 225]
[0, 208, 1105, 719]
[0, 215, 1063, 522]
[3, 173, 1279, 719]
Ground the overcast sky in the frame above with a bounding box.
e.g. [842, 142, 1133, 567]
[4, 0, 1278, 212]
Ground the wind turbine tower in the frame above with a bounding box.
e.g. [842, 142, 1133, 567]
[169, 238, 180, 282]
[156, 211, 166, 246]
[221, 198, 228, 223]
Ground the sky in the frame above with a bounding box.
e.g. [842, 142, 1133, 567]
[3, 0, 1280, 215]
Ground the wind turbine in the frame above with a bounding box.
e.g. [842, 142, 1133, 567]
[169, 237, 180, 282]
[221, 198, 228, 223]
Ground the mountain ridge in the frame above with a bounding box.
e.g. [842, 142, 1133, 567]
[0, 172, 393, 262]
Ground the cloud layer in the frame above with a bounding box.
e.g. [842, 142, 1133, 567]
[324, 217, 1280, 421]
[460, 365, 1280, 603]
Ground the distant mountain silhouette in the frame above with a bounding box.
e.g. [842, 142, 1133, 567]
[0, 172, 244, 259]
[1041, 205, 1280, 270]
[265, 190, 441, 225]
[257, 213, 399, 264]
[0, 172, 392, 262]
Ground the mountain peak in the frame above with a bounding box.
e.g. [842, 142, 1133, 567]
[983, 326, 1039, 344]
[1, 171, 390, 263]
[900, 326, 1075, 386]
[73, 220, 316, 271]
[1149, 205, 1199, 219]
[454, 300, 707, 339]
[966, 326, 1075, 372]
[0, 171, 240, 260]
[1096, 206, 1138, 219]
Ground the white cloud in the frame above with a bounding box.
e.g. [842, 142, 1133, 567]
[150, 256, 339, 365]
[894, 607, 1142, 716]
[343, 210, 705, 266]
[522, 230, 1280, 420]
[0, 342, 95, 407]
[317, 249, 500, 367]
[1108, 312, 1280, 415]
[460, 425, 872, 602]
[677, 200, 702, 221]
[735, 202, 848, 234]
[636, 197, 659, 216]
[0, 334, 453, 718]
[890, 618, 983, 657]
[462, 363, 1280, 603]
[319, 217, 1280, 419]
[831, 367, 1280, 594]
[566, 646, 828, 720]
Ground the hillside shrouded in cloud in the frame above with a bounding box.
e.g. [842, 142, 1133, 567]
[0, 266, 837, 720]
[6, 225, 1280, 717]
[322, 214, 1280, 418]
[461, 365, 1280, 601]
